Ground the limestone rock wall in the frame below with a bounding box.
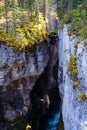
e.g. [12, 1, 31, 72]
[58, 25, 87, 130]
[0, 42, 49, 129]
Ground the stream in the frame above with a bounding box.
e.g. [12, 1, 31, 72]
[29, 71, 61, 130]
[45, 108, 60, 130]
[39, 86, 60, 130]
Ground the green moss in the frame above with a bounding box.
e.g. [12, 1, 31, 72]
[73, 68, 78, 75]
[59, 24, 64, 29]
[69, 64, 77, 71]
[62, 4, 87, 40]
[78, 92, 87, 100]
[70, 55, 77, 61]
[69, 56, 78, 78]
[74, 42, 78, 48]
[63, 15, 70, 24]
[49, 31, 58, 37]
[68, 29, 73, 36]
[72, 81, 80, 89]
[68, 55, 80, 89]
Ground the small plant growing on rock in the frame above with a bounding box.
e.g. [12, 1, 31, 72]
[78, 92, 87, 100]
[68, 55, 80, 89]
[72, 81, 80, 89]
[68, 56, 78, 78]
[59, 24, 64, 29]
[73, 68, 78, 75]
[68, 29, 73, 36]
[74, 42, 78, 48]
[63, 15, 70, 24]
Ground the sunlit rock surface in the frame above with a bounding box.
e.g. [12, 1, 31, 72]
[58, 25, 87, 130]
[0, 42, 49, 128]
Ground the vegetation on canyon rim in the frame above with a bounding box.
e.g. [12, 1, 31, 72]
[58, 0, 87, 42]
[0, 0, 49, 50]
[0, 0, 87, 50]
[0, 0, 59, 50]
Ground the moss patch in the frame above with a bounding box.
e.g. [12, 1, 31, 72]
[68, 56, 78, 79]
[68, 55, 80, 89]
[68, 29, 73, 36]
[78, 93, 87, 100]
[72, 81, 80, 89]
[59, 24, 64, 29]
[74, 42, 78, 48]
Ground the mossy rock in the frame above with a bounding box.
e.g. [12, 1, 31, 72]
[74, 42, 78, 48]
[72, 81, 80, 89]
[68, 29, 73, 36]
[70, 56, 77, 61]
[78, 93, 87, 100]
[68, 56, 78, 79]
[59, 24, 64, 29]
[72, 68, 78, 75]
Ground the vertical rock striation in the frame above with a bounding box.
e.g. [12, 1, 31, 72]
[58, 25, 87, 130]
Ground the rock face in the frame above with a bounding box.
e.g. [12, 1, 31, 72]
[58, 25, 87, 130]
[0, 42, 49, 129]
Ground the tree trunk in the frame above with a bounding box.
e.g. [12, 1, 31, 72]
[43, 0, 46, 19]
[4, 0, 8, 32]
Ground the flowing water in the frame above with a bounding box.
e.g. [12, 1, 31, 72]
[45, 108, 60, 130]
[38, 86, 61, 130]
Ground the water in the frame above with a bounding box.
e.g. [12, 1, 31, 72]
[38, 86, 61, 130]
[45, 108, 60, 130]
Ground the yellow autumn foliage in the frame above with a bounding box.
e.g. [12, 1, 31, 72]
[26, 124, 32, 130]
[0, 13, 48, 50]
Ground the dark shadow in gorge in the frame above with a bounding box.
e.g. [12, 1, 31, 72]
[27, 36, 65, 130]
[28, 61, 61, 130]
[28, 68, 48, 130]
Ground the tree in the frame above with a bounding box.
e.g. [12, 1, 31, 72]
[4, 0, 9, 32]
[18, 0, 24, 7]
